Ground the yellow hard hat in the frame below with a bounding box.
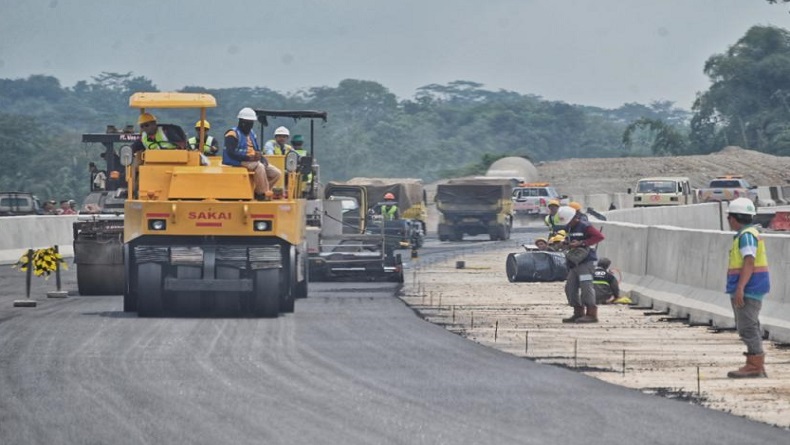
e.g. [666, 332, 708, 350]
[549, 235, 565, 243]
[195, 120, 210, 130]
[138, 113, 156, 125]
[556, 230, 567, 236]
[548, 199, 560, 207]
[569, 201, 582, 211]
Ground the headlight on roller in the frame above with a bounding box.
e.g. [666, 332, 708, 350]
[254, 220, 271, 231]
[149, 219, 166, 231]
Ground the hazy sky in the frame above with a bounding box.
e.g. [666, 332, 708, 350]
[1, 0, 788, 109]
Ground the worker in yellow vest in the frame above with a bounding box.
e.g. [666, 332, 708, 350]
[188, 120, 220, 155]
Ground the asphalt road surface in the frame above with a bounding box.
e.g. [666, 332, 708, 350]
[1, 234, 788, 444]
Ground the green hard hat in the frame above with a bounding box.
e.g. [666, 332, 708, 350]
[292, 134, 304, 143]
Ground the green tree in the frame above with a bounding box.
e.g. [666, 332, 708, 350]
[691, 26, 790, 154]
[622, 118, 688, 156]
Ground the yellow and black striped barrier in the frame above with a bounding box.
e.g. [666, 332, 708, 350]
[12, 246, 68, 304]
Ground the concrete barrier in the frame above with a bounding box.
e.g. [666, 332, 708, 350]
[0, 215, 76, 265]
[598, 220, 790, 343]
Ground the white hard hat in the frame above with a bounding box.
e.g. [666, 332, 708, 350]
[237, 107, 257, 121]
[274, 126, 290, 136]
[728, 197, 756, 216]
[556, 206, 577, 225]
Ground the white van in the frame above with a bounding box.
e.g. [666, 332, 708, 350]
[632, 177, 695, 207]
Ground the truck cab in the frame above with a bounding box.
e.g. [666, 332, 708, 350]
[632, 177, 694, 207]
[511, 183, 566, 216]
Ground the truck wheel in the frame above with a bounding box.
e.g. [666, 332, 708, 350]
[137, 263, 163, 317]
[253, 269, 280, 318]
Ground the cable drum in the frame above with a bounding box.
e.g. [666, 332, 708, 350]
[506, 251, 568, 282]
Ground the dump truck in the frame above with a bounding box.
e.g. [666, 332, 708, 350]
[436, 177, 514, 241]
[120, 92, 310, 317]
[73, 130, 138, 295]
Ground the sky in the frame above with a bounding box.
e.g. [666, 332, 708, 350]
[1, 0, 789, 109]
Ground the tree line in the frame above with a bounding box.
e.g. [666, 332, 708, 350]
[1, 25, 789, 202]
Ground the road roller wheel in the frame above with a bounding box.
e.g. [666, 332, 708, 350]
[253, 269, 280, 318]
[137, 263, 163, 317]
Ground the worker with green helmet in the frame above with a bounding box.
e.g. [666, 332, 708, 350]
[291, 134, 307, 156]
[188, 120, 220, 155]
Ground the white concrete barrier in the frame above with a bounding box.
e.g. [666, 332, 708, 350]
[598, 220, 790, 343]
[0, 215, 76, 265]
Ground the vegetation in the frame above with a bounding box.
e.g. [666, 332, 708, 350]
[3, 24, 790, 203]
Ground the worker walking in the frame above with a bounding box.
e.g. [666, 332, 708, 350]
[557, 206, 605, 323]
[188, 120, 220, 155]
[725, 198, 770, 378]
[264, 126, 293, 155]
[223, 108, 281, 200]
[380, 192, 399, 220]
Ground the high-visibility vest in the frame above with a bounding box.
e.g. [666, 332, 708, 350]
[141, 127, 179, 150]
[188, 135, 216, 154]
[545, 213, 561, 235]
[727, 226, 770, 296]
[381, 204, 398, 220]
[222, 127, 259, 167]
[267, 139, 293, 155]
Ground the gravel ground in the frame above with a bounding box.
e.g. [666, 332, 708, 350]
[535, 146, 790, 198]
[402, 246, 790, 430]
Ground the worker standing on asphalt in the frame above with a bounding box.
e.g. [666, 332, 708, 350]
[725, 197, 770, 378]
[557, 206, 605, 323]
[545, 200, 562, 237]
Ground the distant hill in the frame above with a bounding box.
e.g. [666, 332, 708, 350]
[536, 147, 790, 197]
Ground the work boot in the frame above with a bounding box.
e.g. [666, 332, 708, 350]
[562, 306, 584, 323]
[727, 354, 767, 378]
[576, 306, 598, 323]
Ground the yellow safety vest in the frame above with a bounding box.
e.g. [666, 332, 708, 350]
[188, 135, 216, 154]
[142, 127, 179, 150]
[726, 226, 770, 296]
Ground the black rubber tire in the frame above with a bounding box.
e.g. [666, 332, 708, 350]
[253, 269, 280, 318]
[137, 263, 163, 317]
[123, 262, 136, 312]
[77, 264, 124, 296]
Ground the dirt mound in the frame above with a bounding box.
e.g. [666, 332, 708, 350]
[536, 147, 790, 198]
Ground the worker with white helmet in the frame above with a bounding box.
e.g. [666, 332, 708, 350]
[222, 107, 282, 200]
[556, 205, 605, 324]
[264, 126, 293, 155]
[725, 197, 770, 379]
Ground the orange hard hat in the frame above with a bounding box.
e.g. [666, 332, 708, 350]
[109, 170, 121, 179]
[569, 201, 582, 211]
[384, 192, 395, 200]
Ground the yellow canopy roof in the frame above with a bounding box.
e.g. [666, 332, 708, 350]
[129, 92, 217, 109]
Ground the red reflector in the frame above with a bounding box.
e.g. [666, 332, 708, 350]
[196, 222, 222, 227]
[251, 214, 274, 218]
[146, 213, 170, 218]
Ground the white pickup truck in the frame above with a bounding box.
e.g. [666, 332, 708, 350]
[697, 175, 758, 204]
[511, 183, 568, 216]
